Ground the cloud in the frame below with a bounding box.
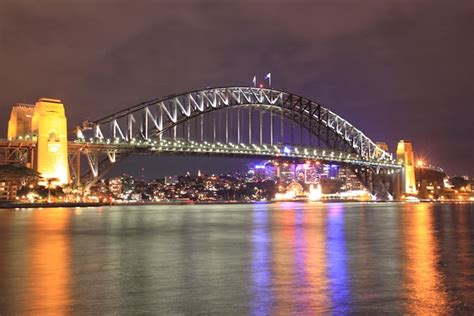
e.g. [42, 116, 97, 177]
[1, 0, 473, 175]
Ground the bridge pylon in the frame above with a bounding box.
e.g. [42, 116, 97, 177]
[32, 98, 70, 185]
[396, 140, 417, 197]
[7, 98, 70, 185]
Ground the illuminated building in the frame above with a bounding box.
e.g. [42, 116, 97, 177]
[320, 164, 339, 179]
[415, 166, 445, 199]
[252, 163, 267, 179]
[31, 98, 70, 185]
[108, 174, 135, 199]
[108, 177, 123, 197]
[338, 167, 363, 191]
[308, 183, 322, 201]
[265, 162, 279, 179]
[396, 140, 417, 195]
[328, 164, 339, 179]
[304, 163, 318, 183]
[279, 162, 295, 182]
[7, 103, 34, 139]
[0, 181, 19, 200]
[295, 164, 306, 182]
[295, 163, 318, 183]
[165, 175, 178, 185]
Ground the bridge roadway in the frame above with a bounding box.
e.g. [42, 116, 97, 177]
[70, 138, 402, 169]
[0, 138, 401, 174]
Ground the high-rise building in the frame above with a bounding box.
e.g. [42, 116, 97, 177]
[328, 164, 339, 179]
[279, 162, 295, 182]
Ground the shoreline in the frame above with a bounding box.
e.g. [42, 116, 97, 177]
[1, 199, 471, 209]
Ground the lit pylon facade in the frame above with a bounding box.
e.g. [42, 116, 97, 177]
[396, 140, 417, 195]
[7, 103, 35, 140]
[31, 98, 70, 185]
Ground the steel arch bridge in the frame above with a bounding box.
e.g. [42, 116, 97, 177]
[71, 86, 401, 195]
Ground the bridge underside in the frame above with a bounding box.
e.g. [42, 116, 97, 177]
[68, 139, 401, 200]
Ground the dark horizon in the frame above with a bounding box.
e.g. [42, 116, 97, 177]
[1, 0, 473, 176]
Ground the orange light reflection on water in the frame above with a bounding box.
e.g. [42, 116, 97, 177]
[272, 205, 296, 314]
[403, 204, 448, 314]
[261, 203, 331, 314]
[23, 209, 72, 315]
[302, 205, 330, 312]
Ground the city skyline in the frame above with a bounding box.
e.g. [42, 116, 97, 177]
[1, 0, 473, 176]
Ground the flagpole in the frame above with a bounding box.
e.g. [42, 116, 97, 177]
[265, 72, 272, 87]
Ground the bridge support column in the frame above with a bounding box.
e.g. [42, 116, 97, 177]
[68, 148, 81, 188]
[396, 140, 417, 197]
[32, 98, 70, 185]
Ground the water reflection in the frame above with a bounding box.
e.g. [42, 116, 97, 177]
[455, 206, 474, 309]
[327, 204, 351, 313]
[251, 203, 348, 314]
[403, 204, 449, 314]
[251, 204, 273, 315]
[302, 203, 330, 312]
[272, 204, 296, 313]
[1, 203, 473, 314]
[24, 209, 72, 314]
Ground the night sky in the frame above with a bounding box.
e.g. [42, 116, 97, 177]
[1, 0, 473, 178]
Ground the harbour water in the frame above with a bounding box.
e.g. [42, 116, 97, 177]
[0, 202, 473, 314]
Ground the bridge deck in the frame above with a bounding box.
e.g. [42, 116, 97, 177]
[70, 139, 401, 169]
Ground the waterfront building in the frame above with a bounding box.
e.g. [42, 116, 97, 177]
[107, 174, 135, 198]
[108, 177, 123, 197]
[0, 181, 19, 201]
[279, 162, 295, 182]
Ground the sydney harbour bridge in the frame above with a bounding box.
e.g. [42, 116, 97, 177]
[2, 86, 416, 200]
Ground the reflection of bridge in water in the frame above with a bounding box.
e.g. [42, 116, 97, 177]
[3, 86, 422, 200]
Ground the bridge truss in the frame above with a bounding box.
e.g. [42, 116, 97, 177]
[73, 86, 400, 196]
[0, 140, 35, 167]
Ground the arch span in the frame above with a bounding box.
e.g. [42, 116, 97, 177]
[78, 86, 392, 161]
[73, 87, 399, 196]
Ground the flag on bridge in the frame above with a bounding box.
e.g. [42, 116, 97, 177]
[264, 72, 271, 87]
[252, 75, 256, 87]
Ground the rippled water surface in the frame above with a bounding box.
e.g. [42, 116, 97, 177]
[0, 202, 473, 315]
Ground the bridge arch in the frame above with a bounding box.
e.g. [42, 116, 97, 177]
[78, 86, 392, 161]
[72, 86, 400, 199]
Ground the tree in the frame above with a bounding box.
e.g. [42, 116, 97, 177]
[320, 178, 343, 194]
[450, 176, 469, 190]
[0, 164, 41, 185]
